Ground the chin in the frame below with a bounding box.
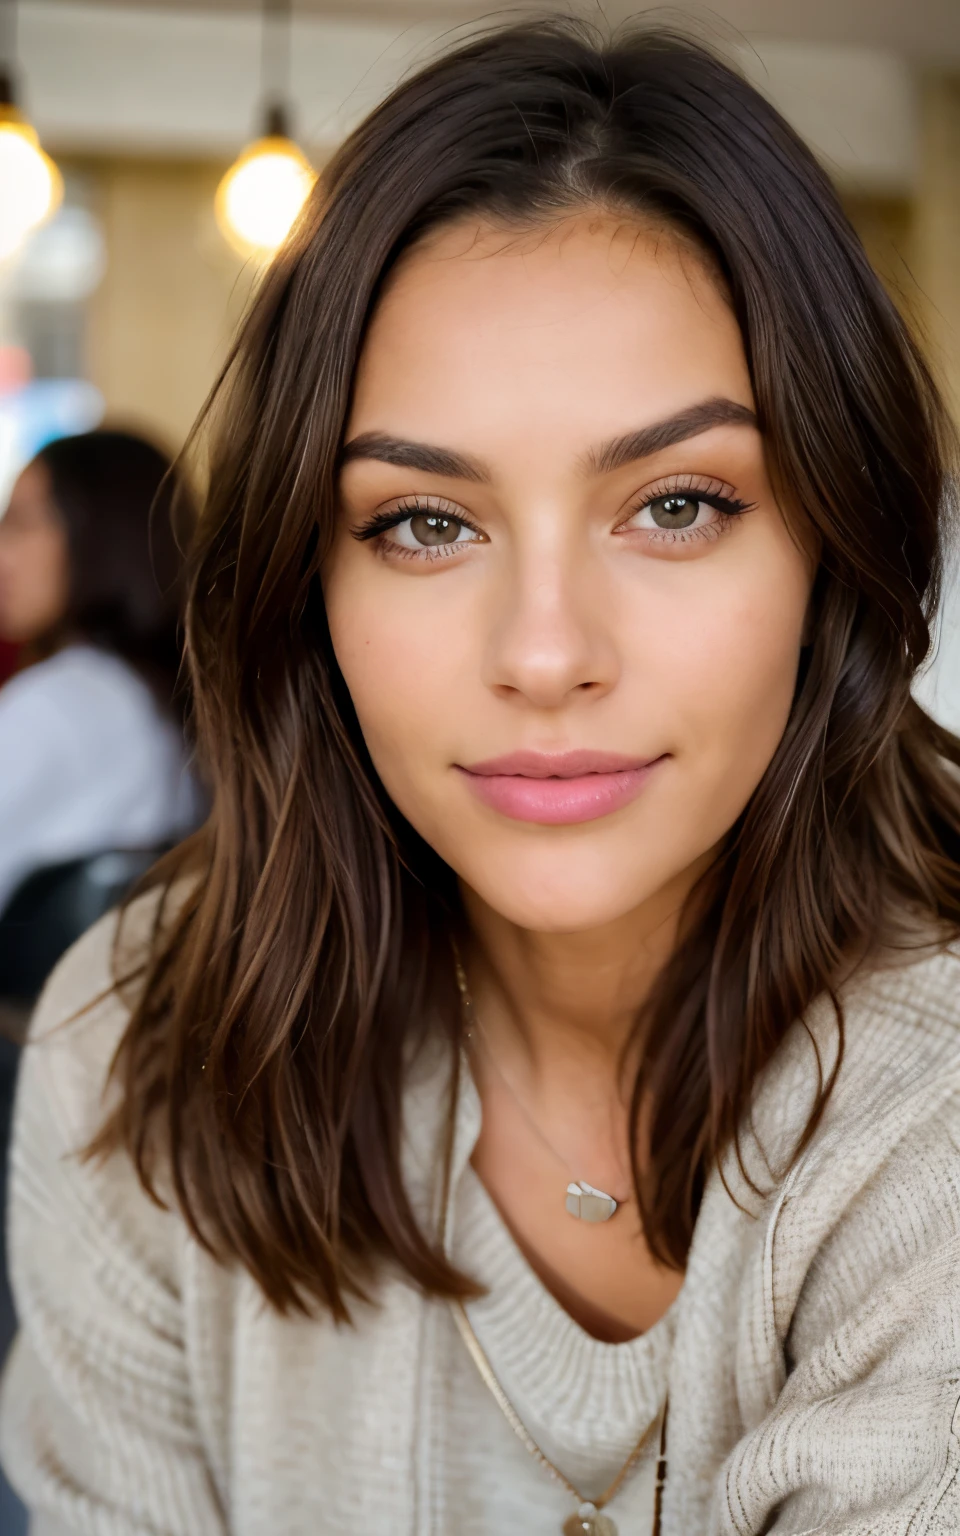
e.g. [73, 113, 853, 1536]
[454, 840, 687, 933]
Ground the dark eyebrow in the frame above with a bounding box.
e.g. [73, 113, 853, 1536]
[339, 431, 488, 483]
[584, 397, 758, 476]
[340, 398, 756, 485]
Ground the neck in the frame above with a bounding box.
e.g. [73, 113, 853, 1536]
[459, 860, 706, 1081]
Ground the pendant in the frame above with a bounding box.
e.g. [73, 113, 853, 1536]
[562, 1502, 618, 1536]
[565, 1180, 618, 1223]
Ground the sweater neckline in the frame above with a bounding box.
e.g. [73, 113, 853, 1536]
[448, 1158, 673, 1494]
[425, 1044, 681, 1354]
[428, 1055, 675, 1494]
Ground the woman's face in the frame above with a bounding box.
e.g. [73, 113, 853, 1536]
[325, 216, 813, 932]
[0, 460, 69, 645]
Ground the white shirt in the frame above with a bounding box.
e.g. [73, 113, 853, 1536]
[0, 644, 198, 912]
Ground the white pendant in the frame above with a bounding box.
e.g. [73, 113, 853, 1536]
[563, 1501, 618, 1535]
[565, 1181, 618, 1222]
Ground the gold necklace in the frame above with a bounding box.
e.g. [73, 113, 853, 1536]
[450, 1298, 668, 1536]
[453, 952, 631, 1223]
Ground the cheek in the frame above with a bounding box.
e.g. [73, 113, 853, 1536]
[325, 564, 467, 785]
[642, 543, 809, 806]
[685, 591, 800, 724]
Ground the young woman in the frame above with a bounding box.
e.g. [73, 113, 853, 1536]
[2, 21, 959, 1536]
[0, 430, 199, 912]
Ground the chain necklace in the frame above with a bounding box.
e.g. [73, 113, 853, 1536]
[453, 952, 631, 1223]
[451, 1298, 668, 1536]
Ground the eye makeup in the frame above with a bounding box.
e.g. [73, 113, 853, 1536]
[615, 474, 756, 547]
[352, 495, 481, 544]
[349, 473, 757, 562]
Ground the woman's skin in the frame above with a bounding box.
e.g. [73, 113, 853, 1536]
[325, 214, 814, 1342]
[0, 461, 69, 645]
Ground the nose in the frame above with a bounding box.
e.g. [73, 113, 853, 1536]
[482, 538, 619, 710]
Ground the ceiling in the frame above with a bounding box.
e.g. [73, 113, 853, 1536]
[40, 0, 960, 60]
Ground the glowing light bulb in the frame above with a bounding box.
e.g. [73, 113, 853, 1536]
[0, 109, 63, 262]
[215, 134, 314, 259]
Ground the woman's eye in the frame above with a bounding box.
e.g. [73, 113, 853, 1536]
[386, 510, 482, 551]
[625, 494, 717, 533]
[352, 498, 486, 558]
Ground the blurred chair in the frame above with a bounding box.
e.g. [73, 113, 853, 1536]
[0, 847, 162, 1015]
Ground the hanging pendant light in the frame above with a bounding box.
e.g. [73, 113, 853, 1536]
[0, 2, 63, 263]
[216, 0, 315, 260]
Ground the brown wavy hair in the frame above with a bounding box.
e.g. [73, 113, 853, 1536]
[94, 19, 960, 1316]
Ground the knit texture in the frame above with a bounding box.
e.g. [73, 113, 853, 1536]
[1, 904, 960, 1535]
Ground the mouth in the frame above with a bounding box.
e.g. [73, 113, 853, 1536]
[454, 750, 668, 826]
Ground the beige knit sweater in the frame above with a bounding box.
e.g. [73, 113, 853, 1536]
[1, 907, 960, 1536]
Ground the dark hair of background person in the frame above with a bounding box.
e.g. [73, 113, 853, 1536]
[91, 18, 960, 1318]
[35, 428, 186, 716]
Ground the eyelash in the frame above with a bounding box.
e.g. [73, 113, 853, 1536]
[352, 477, 755, 560]
[353, 497, 485, 560]
[616, 476, 755, 545]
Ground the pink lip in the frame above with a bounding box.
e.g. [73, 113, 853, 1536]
[455, 750, 666, 825]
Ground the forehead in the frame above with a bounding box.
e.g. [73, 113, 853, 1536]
[349, 215, 753, 450]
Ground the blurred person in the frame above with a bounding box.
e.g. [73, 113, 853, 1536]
[3, 21, 960, 1536]
[0, 639, 18, 686]
[0, 429, 198, 913]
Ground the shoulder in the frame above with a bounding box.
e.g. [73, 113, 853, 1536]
[2, 892, 230, 1534]
[846, 934, 960, 1031]
[832, 937, 960, 1126]
[830, 933, 960, 1163]
[747, 939, 960, 1322]
[728, 938, 960, 1301]
[11, 887, 189, 1299]
[21, 887, 163, 1147]
[750, 938, 960, 1168]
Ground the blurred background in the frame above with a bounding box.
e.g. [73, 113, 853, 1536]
[0, 0, 958, 1526]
